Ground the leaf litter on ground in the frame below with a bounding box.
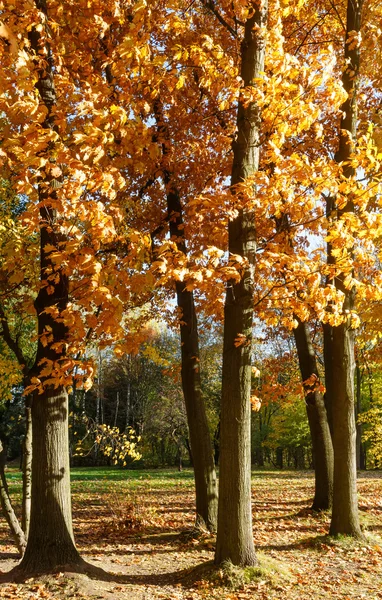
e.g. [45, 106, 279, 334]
[0, 468, 381, 599]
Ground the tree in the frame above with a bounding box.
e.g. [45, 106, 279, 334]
[153, 101, 218, 530]
[0, 439, 26, 555]
[14, 0, 83, 572]
[1, 0, 146, 572]
[0, 178, 35, 539]
[293, 320, 333, 510]
[326, 0, 365, 539]
[215, 0, 268, 566]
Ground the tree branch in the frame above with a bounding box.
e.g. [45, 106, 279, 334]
[200, 0, 237, 38]
[0, 304, 29, 374]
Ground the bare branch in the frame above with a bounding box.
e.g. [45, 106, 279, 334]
[0, 303, 29, 374]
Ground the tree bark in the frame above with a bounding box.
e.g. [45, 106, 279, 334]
[19, 390, 82, 572]
[293, 320, 333, 510]
[328, 0, 364, 539]
[0, 440, 26, 556]
[18, 0, 83, 571]
[329, 322, 363, 536]
[215, 0, 267, 567]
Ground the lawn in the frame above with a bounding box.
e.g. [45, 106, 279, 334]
[0, 468, 381, 599]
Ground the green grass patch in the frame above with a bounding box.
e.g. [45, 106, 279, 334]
[213, 552, 293, 589]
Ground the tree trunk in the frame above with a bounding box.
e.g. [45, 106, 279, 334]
[293, 320, 333, 510]
[94, 352, 102, 463]
[185, 438, 193, 467]
[355, 363, 365, 470]
[19, 390, 82, 572]
[0, 327, 33, 539]
[276, 448, 283, 470]
[154, 103, 218, 533]
[175, 277, 218, 531]
[0, 440, 26, 556]
[329, 324, 363, 537]
[322, 323, 334, 437]
[114, 392, 120, 428]
[22, 396, 32, 537]
[328, 0, 364, 539]
[125, 355, 131, 431]
[215, 0, 267, 567]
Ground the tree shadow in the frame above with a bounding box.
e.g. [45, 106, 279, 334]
[257, 535, 325, 552]
[0, 558, 216, 588]
[78, 530, 195, 555]
[73, 523, 204, 547]
[252, 471, 314, 480]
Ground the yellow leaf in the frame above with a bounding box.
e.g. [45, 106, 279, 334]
[176, 74, 185, 89]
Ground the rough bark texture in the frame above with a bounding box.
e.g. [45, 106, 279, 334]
[0, 441, 26, 555]
[215, 0, 267, 567]
[19, 391, 82, 572]
[329, 322, 362, 536]
[293, 320, 333, 510]
[19, 0, 83, 572]
[328, 0, 364, 539]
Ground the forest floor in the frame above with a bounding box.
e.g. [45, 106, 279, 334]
[0, 468, 381, 599]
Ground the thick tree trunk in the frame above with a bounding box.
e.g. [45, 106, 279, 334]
[293, 320, 333, 510]
[328, 0, 364, 539]
[329, 324, 363, 536]
[0, 441, 26, 556]
[22, 396, 32, 537]
[154, 104, 218, 532]
[19, 390, 82, 572]
[215, 0, 267, 567]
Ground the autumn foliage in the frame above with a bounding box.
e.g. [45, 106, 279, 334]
[0, 0, 382, 581]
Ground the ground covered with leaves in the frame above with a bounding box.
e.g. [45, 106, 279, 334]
[0, 468, 381, 599]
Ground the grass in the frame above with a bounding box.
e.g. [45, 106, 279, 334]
[4, 465, 196, 496]
[214, 552, 293, 590]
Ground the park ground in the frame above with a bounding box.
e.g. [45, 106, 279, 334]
[0, 468, 381, 599]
